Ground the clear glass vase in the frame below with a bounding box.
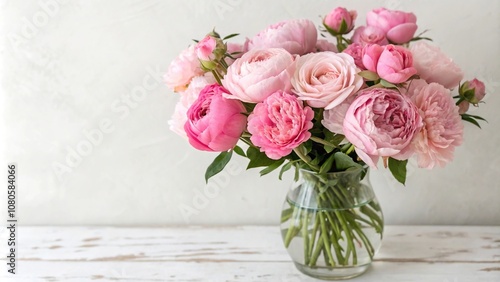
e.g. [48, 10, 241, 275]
[280, 167, 384, 280]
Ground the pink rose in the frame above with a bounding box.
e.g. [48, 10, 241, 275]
[463, 78, 486, 104]
[195, 35, 217, 61]
[247, 19, 317, 55]
[164, 45, 205, 92]
[343, 88, 422, 168]
[351, 26, 388, 46]
[324, 7, 357, 34]
[410, 42, 464, 89]
[408, 82, 463, 168]
[343, 43, 365, 69]
[222, 48, 295, 103]
[363, 44, 417, 84]
[322, 95, 355, 135]
[248, 91, 314, 160]
[184, 84, 247, 152]
[366, 8, 417, 44]
[291, 52, 364, 110]
[169, 75, 216, 138]
[316, 39, 338, 52]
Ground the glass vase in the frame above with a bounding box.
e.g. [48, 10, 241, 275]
[280, 167, 384, 280]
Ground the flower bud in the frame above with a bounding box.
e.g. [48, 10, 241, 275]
[460, 78, 486, 105]
[324, 7, 357, 35]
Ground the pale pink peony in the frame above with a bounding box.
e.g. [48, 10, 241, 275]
[324, 7, 357, 34]
[247, 19, 317, 55]
[322, 95, 355, 135]
[343, 43, 365, 69]
[195, 35, 217, 61]
[225, 42, 245, 65]
[343, 88, 422, 168]
[222, 48, 295, 103]
[164, 45, 205, 92]
[351, 26, 388, 46]
[410, 42, 464, 89]
[363, 44, 417, 84]
[184, 84, 247, 152]
[316, 39, 338, 52]
[291, 52, 364, 110]
[247, 91, 314, 160]
[408, 82, 464, 168]
[366, 8, 417, 44]
[169, 75, 216, 138]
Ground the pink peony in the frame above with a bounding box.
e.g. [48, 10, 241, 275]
[195, 35, 217, 61]
[184, 84, 247, 152]
[351, 26, 388, 46]
[324, 7, 357, 34]
[316, 39, 338, 52]
[169, 75, 216, 138]
[222, 48, 295, 103]
[322, 95, 355, 135]
[291, 52, 364, 110]
[247, 19, 317, 55]
[225, 42, 245, 65]
[407, 82, 463, 168]
[343, 43, 365, 69]
[247, 91, 314, 160]
[363, 44, 417, 84]
[410, 42, 464, 89]
[343, 88, 422, 168]
[164, 45, 205, 92]
[366, 8, 418, 44]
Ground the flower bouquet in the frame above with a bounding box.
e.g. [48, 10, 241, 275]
[165, 6, 487, 280]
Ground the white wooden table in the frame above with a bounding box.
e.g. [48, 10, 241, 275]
[0, 226, 499, 281]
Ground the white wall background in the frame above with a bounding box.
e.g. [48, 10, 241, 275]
[1, 0, 499, 226]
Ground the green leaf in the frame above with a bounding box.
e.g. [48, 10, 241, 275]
[279, 161, 294, 180]
[205, 151, 233, 183]
[233, 145, 246, 157]
[388, 158, 408, 185]
[223, 33, 239, 40]
[409, 36, 433, 42]
[334, 152, 362, 170]
[260, 159, 285, 176]
[380, 79, 397, 88]
[461, 115, 481, 128]
[358, 70, 380, 81]
[246, 147, 275, 169]
[319, 154, 335, 174]
[466, 114, 487, 122]
[323, 130, 345, 148]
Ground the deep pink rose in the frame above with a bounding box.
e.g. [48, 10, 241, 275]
[184, 84, 247, 152]
[292, 52, 364, 110]
[324, 7, 357, 34]
[343, 43, 365, 69]
[316, 39, 338, 52]
[377, 45, 417, 84]
[362, 44, 417, 84]
[408, 82, 463, 168]
[195, 35, 217, 61]
[343, 88, 422, 168]
[164, 45, 205, 92]
[351, 26, 388, 46]
[464, 78, 486, 103]
[410, 42, 464, 89]
[169, 75, 216, 138]
[222, 48, 295, 103]
[247, 19, 317, 55]
[366, 8, 417, 44]
[247, 91, 314, 160]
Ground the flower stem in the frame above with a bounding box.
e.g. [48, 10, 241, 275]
[293, 147, 319, 172]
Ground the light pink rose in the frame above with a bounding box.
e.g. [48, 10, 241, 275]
[164, 45, 205, 92]
[343, 88, 422, 168]
[377, 44, 417, 84]
[351, 26, 388, 46]
[222, 48, 295, 103]
[410, 42, 464, 89]
[324, 7, 357, 34]
[408, 82, 463, 168]
[184, 84, 247, 152]
[343, 43, 365, 69]
[465, 78, 486, 103]
[247, 91, 314, 160]
[366, 8, 417, 44]
[169, 75, 216, 138]
[291, 52, 364, 110]
[195, 35, 217, 61]
[316, 39, 338, 52]
[247, 19, 317, 55]
[322, 95, 355, 135]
